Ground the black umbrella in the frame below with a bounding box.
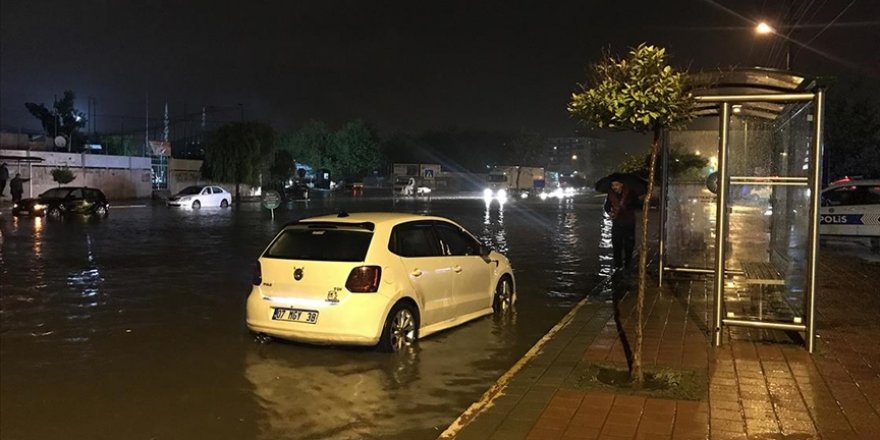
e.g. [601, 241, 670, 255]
[594, 172, 648, 196]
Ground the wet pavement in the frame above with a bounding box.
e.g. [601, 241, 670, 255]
[445, 237, 880, 440]
[0, 193, 617, 440]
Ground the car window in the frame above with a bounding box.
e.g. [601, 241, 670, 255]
[865, 186, 880, 205]
[826, 186, 880, 206]
[390, 222, 441, 258]
[434, 222, 481, 256]
[67, 188, 84, 199]
[179, 186, 202, 195]
[264, 227, 373, 262]
[202, 187, 212, 195]
[212, 186, 224, 194]
[40, 188, 70, 199]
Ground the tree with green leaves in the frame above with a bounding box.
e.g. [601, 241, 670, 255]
[24, 90, 87, 152]
[51, 167, 76, 186]
[202, 122, 277, 201]
[331, 119, 382, 179]
[281, 120, 333, 172]
[569, 44, 693, 385]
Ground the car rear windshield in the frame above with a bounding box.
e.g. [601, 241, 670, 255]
[264, 226, 373, 262]
[178, 186, 203, 195]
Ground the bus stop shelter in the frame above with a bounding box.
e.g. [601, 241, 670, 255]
[658, 67, 826, 352]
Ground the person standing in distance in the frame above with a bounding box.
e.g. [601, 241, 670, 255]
[604, 179, 637, 268]
[0, 162, 9, 197]
[10, 173, 30, 204]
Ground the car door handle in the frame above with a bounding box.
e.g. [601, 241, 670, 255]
[452, 265, 462, 273]
[410, 269, 423, 277]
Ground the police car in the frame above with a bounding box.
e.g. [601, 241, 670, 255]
[820, 177, 880, 252]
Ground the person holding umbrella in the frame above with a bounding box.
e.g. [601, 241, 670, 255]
[596, 173, 646, 269]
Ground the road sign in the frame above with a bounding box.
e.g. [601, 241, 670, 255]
[262, 190, 281, 219]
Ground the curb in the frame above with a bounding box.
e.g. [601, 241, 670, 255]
[437, 270, 622, 439]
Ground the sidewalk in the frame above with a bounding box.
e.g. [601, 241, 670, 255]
[441, 250, 880, 440]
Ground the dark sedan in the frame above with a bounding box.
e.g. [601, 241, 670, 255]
[13, 187, 110, 219]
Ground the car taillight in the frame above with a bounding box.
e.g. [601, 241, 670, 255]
[346, 266, 381, 293]
[252, 261, 262, 286]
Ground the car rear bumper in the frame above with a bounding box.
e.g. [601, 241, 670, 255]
[245, 287, 388, 346]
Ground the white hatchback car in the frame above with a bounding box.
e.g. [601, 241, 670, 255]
[167, 185, 232, 209]
[821, 178, 880, 251]
[246, 212, 516, 352]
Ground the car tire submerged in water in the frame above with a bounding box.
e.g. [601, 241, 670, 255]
[220, 199, 229, 208]
[94, 205, 108, 218]
[493, 276, 513, 313]
[378, 302, 419, 353]
[192, 200, 201, 209]
[46, 207, 62, 219]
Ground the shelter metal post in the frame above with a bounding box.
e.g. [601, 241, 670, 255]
[806, 89, 825, 353]
[659, 130, 670, 287]
[713, 102, 731, 347]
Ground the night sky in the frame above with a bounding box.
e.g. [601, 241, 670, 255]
[1, 0, 878, 137]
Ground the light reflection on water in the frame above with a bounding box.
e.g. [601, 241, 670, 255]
[1, 197, 612, 440]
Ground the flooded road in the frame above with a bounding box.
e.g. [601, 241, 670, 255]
[1, 194, 615, 440]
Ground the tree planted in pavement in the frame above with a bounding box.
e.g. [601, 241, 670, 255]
[568, 44, 693, 385]
[203, 122, 277, 201]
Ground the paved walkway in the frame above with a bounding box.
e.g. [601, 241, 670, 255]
[441, 249, 880, 440]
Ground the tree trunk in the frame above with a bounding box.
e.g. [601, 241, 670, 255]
[235, 182, 241, 204]
[633, 126, 662, 387]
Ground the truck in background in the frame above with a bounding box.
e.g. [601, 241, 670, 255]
[484, 165, 545, 201]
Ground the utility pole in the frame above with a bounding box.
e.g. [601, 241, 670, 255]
[144, 92, 149, 157]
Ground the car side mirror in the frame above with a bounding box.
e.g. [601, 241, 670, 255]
[479, 244, 491, 257]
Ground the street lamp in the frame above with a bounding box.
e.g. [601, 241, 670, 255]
[755, 20, 790, 70]
[755, 21, 775, 34]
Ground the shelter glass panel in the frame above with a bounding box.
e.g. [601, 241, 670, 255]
[722, 101, 815, 324]
[664, 117, 720, 269]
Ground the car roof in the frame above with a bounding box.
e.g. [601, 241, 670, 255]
[825, 179, 880, 190]
[292, 212, 455, 228]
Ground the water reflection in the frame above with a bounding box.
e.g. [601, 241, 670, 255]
[246, 314, 521, 440]
[598, 212, 615, 277]
[480, 202, 508, 254]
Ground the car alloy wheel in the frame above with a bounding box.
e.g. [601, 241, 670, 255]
[380, 303, 418, 352]
[192, 200, 201, 209]
[493, 277, 513, 313]
[94, 205, 108, 217]
[47, 207, 62, 219]
[220, 199, 229, 208]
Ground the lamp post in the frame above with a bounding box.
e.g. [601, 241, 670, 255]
[755, 21, 791, 70]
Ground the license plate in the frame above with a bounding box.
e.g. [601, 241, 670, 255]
[272, 308, 318, 324]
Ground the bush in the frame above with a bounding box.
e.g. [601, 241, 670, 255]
[51, 167, 76, 185]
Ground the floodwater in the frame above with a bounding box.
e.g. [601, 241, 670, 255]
[1, 194, 616, 440]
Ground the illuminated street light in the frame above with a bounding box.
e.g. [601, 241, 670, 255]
[571, 154, 578, 160]
[755, 21, 775, 35]
[755, 20, 789, 70]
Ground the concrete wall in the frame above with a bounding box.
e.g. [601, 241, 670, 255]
[1, 149, 152, 200]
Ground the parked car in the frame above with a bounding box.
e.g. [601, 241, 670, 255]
[12, 187, 109, 219]
[167, 185, 231, 209]
[246, 212, 516, 352]
[821, 178, 880, 252]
